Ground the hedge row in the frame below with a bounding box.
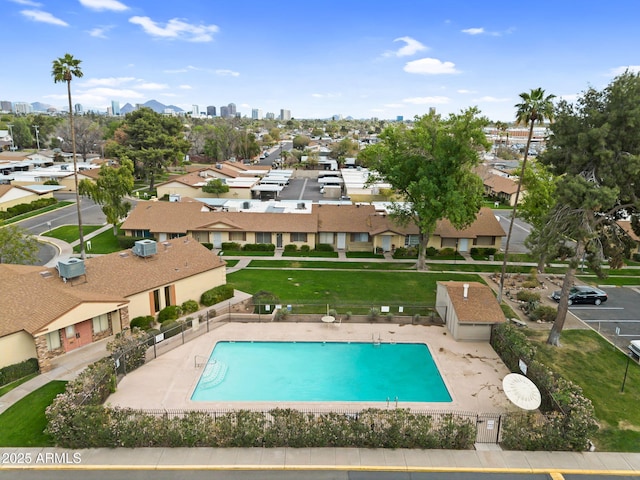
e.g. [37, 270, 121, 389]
[0, 358, 39, 387]
[201, 284, 234, 307]
[0, 197, 57, 220]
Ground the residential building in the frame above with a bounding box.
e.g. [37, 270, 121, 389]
[0, 239, 226, 372]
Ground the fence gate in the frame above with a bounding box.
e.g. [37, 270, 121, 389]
[475, 413, 502, 444]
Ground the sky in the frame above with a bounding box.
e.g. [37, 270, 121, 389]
[3, 0, 640, 121]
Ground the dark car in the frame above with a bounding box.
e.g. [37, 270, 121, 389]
[551, 286, 608, 305]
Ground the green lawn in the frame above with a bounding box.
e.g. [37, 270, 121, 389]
[0, 381, 66, 447]
[42, 225, 102, 244]
[345, 252, 385, 259]
[247, 260, 416, 270]
[0, 373, 39, 397]
[4, 201, 74, 224]
[284, 251, 339, 258]
[73, 226, 122, 254]
[524, 329, 640, 452]
[220, 250, 275, 256]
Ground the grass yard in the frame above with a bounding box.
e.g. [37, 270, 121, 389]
[285, 251, 339, 258]
[524, 329, 640, 452]
[72, 227, 122, 254]
[247, 260, 416, 270]
[43, 225, 102, 244]
[228, 269, 482, 308]
[0, 381, 66, 447]
[0, 373, 39, 397]
[220, 251, 275, 257]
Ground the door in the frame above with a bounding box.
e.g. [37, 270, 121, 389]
[458, 238, 469, 252]
[382, 235, 392, 252]
[213, 232, 222, 249]
[276, 233, 283, 248]
[337, 233, 346, 249]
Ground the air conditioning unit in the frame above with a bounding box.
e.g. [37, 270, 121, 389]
[57, 258, 85, 279]
[132, 239, 157, 257]
[242, 201, 251, 209]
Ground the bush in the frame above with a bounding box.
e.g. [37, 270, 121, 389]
[117, 235, 148, 249]
[529, 305, 557, 323]
[426, 247, 438, 257]
[201, 284, 234, 307]
[556, 245, 574, 260]
[130, 315, 154, 330]
[3, 197, 57, 219]
[252, 290, 280, 314]
[242, 243, 275, 251]
[107, 330, 148, 373]
[283, 244, 297, 252]
[438, 248, 455, 256]
[314, 243, 334, 252]
[516, 291, 541, 303]
[201, 242, 213, 250]
[469, 247, 479, 255]
[327, 309, 337, 317]
[221, 242, 241, 251]
[181, 299, 200, 314]
[157, 305, 182, 324]
[484, 247, 497, 256]
[300, 244, 310, 252]
[393, 246, 418, 258]
[145, 328, 161, 346]
[368, 307, 380, 320]
[0, 358, 39, 387]
[160, 320, 182, 339]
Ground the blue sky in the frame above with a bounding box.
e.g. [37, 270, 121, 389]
[4, 0, 640, 121]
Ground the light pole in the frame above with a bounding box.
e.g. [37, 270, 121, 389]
[6, 124, 14, 150]
[32, 125, 40, 151]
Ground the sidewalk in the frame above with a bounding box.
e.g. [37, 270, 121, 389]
[39, 223, 112, 267]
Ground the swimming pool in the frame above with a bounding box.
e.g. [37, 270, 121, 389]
[191, 341, 452, 402]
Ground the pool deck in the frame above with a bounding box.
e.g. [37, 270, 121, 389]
[107, 322, 519, 414]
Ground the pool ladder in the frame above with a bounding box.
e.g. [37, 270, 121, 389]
[372, 333, 381, 346]
[386, 396, 399, 408]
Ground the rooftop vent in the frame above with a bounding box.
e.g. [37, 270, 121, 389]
[242, 201, 250, 209]
[39, 271, 53, 278]
[297, 202, 306, 209]
[57, 258, 86, 280]
[132, 239, 157, 257]
[215, 163, 223, 169]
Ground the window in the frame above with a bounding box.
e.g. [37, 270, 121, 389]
[133, 230, 152, 238]
[229, 231, 246, 241]
[256, 232, 272, 244]
[45, 331, 61, 351]
[473, 236, 496, 246]
[290, 232, 307, 242]
[65, 325, 75, 339]
[319, 232, 334, 244]
[153, 289, 160, 312]
[350, 233, 369, 242]
[92, 314, 110, 333]
[165, 286, 172, 306]
[404, 235, 419, 246]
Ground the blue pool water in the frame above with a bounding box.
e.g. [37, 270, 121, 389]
[191, 341, 452, 402]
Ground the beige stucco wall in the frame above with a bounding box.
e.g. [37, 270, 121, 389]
[0, 331, 37, 369]
[35, 302, 127, 336]
[0, 191, 42, 211]
[453, 323, 493, 342]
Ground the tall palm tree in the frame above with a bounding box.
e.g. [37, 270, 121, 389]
[52, 54, 86, 259]
[498, 88, 556, 303]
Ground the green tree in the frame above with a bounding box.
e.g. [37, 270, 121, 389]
[55, 116, 104, 160]
[0, 224, 39, 264]
[493, 120, 509, 149]
[362, 108, 490, 270]
[234, 130, 260, 161]
[538, 71, 640, 346]
[498, 88, 556, 302]
[330, 137, 359, 164]
[110, 108, 190, 191]
[202, 178, 230, 197]
[10, 117, 33, 149]
[52, 53, 86, 259]
[292, 135, 310, 150]
[203, 121, 235, 161]
[79, 159, 134, 235]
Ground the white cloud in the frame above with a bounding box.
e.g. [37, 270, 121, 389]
[216, 69, 239, 77]
[383, 103, 404, 108]
[79, 0, 129, 11]
[20, 9, 68, 26]
[160, 93, 178, 97]
[164, 65, 201, 74]
[404, 58, 459, 75]
[403, 96, 450, 105]
[462, 27, 484, 35]
[10, 0, 42, 6]
[129, 16, 219, 42]
[81, 77, 136, 87]
[472, 96, 510, 103]
[457, 89, 476, 94]
[608, 65, 640, 76]
[462, 26, 511, 37]
[179, 84, 192, 90]
[384, 36, 428, 57]
[311, 92, 341, 99]
[88, 25, 114, 38]
[137, 82, 168, 90]
[80, 87, 145, 98]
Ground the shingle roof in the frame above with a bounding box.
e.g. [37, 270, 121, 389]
[484, 175, 519, 195]
[0, 239, 225, 338]
[440, 281, 506, 324]
[434, 207, 505, 238]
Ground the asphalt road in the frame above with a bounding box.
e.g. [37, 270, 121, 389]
[494, 209, 531, 254]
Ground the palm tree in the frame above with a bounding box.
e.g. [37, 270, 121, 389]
[52, 54, 86, 259]
[494, 121, 508, 151]
[497, 88, 556, 303]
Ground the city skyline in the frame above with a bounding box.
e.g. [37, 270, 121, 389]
[2, 0, 639, 121]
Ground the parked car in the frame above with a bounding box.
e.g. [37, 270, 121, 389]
[551, 286, 608, 305]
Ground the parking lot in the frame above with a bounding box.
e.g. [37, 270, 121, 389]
[563, 286, 640, 351]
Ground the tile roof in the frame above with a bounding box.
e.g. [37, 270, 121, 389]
[440, 281, 506, 324]
[0, 239, 225, 338]
[484, 174, 519, 195]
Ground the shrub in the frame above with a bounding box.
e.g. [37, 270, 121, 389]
[516, 291, 541, 303]
[201, 242, 213, 250]
[252, 290, 280, 314]
[368, 307, 380, 320]
[157, 305, 182, 323]
[556, 245, 574, 260]
[283, 244, 297, 252]
[221, 242, 241, 251]
[160, 320, 182, 339]
[529, 305, 557, 323]
[386, 312, 394, 321]
[425, 247, 438, 257]
[117, 235, 148, 249]
[242, 243, 275, 251]
[201, 284, 234, 307]
[300, 244, 310, 252]
[145, 328, 161, 346]
[181, 299, 200, 314]
[130, 315, 154, 330]
[327, 309, 337, 317]
[438, 247, 455, 256]
[314, 243, 334, 252]
[484, 247, 497, 256]
[4, 197, 57, 218]
[107, 330, 148, 373]
[469, 247, 479, 255]
[0, 358, 39, 387]
[274, 308, 288, 321]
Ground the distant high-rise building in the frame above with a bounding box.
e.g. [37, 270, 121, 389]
[429, 107, 436, 115]
[111, 100, 120, 116]
[192, 105, 199, 116]
[206, 105, 216, 117]
[332, 114, 342, 121]
[396, 115, 403, 122]
[75, 103, 83, 114]
[251, 108, 263, 120]
[265, 112, 275, 120]
[0, 101, 12, 112]
[106, 106, 113, 116]
[220, 105, 229, 118]
[228, 103, 236, 116]
[13, 102, 32, 114]
[280, 109, 291, 121]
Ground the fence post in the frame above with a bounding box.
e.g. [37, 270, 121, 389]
[181, 323, 185, 344]
[207, 309, 210, 332]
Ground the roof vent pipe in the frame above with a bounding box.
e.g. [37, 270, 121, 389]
[463, 283, 469, 299]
